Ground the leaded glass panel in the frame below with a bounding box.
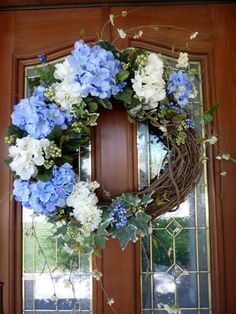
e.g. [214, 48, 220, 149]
[22, 60, 92, 313]
[138, 57, 212, 313]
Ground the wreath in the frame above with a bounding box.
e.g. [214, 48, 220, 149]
[5, 39, 203, 252]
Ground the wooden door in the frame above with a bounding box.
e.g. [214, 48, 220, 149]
[1, 3, 236, 314]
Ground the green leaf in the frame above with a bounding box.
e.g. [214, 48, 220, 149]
[36, 168, 52, 182]
[112, 224, 137, 249]
[88, 102, 98, 112]
[87, 113, 99, 126]
[114, 87, 133, 105]
[47, 125, 63, 143]
[96, 40, 120, 58]
[141, 192, 154, 207]
[94, 220, 110, 249]
[206, 101, 221, 115]
[203, 113, 213, 125]
[129, 211, 151, 236]
[5, 125, 25, 138]
[128, 104, 142, 116]
[97, 98, 113, 109]
[116, 70, 130, 82]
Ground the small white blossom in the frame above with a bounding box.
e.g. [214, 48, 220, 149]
[117, 28, 127, 39]
[176, 52, 189, 69]
[206, 135, 218, 145]
[220, 171, 227, 176]
[122, 10, 128, 17]
[134, 30, 143, 39]
[9, 136, 50, 180]
[109, 14, 114, 26]
[107, 298, 115, 306]
[216, 155, 222, 160]
[190, 31, 198, 40]
[92, 269, 103, 281]
[222, 153, 230, 160]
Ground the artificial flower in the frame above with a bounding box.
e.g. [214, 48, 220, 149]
[176, 52, 189, 69]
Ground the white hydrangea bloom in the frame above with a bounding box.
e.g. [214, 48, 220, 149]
[9, 136, 50, 180]
[176, 52, 189, 69]
[54, 59, 74, 81]
[132, 53, 166, 109]
[54, 81, 83, 111]
[66, 181, 102, 236]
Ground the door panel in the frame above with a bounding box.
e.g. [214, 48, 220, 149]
[0, 4, 236, 314]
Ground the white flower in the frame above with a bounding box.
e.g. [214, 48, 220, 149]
[54, 81, 83, 111]
[132, 53, 166, 109]
[220, 171, 227, 176]
[117, 28, 126, 39]
[54, 59, 74, 81]
[9, 136, 50, 180]
[176, 52, 189, 69]
[206, 135, 218, 145]
[216, 155, 222, 160]
[159, 125, 167, 133]
[107, 298, 115, 306]
[190, 31, 198, 40]
[189, 84, 198, 98]
[222, 153, 230, 160]
[134, 30, 143, 39]
[109, 14, 114, 26]
[66, 181, 102, 235]
[92, 269, 103, 281]
[122, 10, 127, 17]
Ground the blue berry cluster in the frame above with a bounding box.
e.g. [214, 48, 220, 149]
[38, 54, 47, 64]
[185, 118, 195, 129]
[109, 202, 128, 229]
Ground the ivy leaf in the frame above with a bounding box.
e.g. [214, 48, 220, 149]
[94, 220, 110, 249]
[47, 126, 63, 143]
[97, 98, 113, 109]
[5, 125, 25, 138]
[129, 211, 152, 236]
[96, 40, 120, 58]
[36, 168, 52, 182]
[116, 70, 130, 82]
[141, 192, 154, 208]
[112, 224, 137, 249]
[88, 101, 98, 112]
[114, 87, 133, 105]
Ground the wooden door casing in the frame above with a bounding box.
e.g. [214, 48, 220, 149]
[1, 4, 236, 314]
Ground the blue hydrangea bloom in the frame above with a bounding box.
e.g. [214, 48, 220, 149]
[67, 40, 124, 99]
[167, 71, 192, 107]
[110, 202, 127, 229]
[13, 163, 76, 215]
[11, 87, 73, 139]
[13, 179, 31, 208]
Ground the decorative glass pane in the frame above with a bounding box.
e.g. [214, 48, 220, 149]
[22, 61, 92, 313]
[139, 57, 212, 313]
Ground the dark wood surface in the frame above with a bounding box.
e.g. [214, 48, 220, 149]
[0, 3, 236, 314]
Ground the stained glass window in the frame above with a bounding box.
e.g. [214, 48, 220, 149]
[138, 58, 212, 314]
[22, 60, 92, 313]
